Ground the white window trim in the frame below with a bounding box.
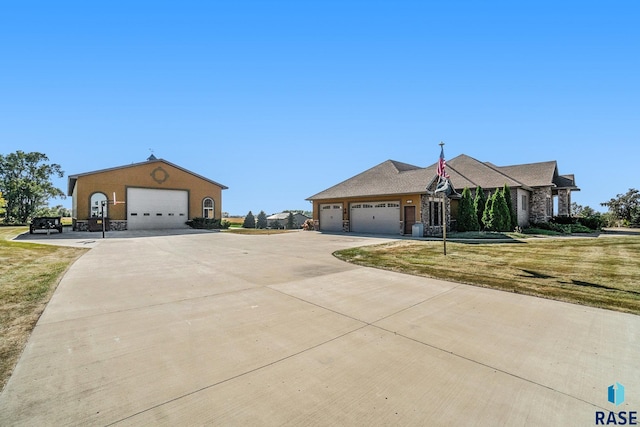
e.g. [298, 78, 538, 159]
[203, 198, 215, 219]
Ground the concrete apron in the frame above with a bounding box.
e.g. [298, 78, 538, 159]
[1, 231, 638, 426]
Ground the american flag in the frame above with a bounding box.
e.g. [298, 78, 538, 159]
[437, 145, 449, 178]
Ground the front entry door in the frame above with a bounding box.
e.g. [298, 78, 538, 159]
[404, 206, 416, 234]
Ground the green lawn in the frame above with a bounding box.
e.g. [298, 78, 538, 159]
[0, 227, 87, 391]
[334, 236, 640, 315]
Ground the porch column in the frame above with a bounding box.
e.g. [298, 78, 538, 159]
[557, 189, 571, 217]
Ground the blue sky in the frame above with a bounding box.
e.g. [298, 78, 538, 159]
[1, 1, 638, 215]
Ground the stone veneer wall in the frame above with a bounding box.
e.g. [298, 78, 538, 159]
[530, 187, 552, 223]
[73, 220, 128, 231]
[420, 194, 451, 236]
[108, 220, 128, 231]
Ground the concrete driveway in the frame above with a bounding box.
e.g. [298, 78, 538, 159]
[1, 231, 638, 426]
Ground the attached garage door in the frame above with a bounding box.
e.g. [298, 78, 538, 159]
[350, 201, 400, 234]
[127, 188, 189, 230]
[319, 203, 343, 232]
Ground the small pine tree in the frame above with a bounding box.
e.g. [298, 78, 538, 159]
[502, 184, 516, 231]
[474, 186, 487, 229]
[482, 191, 493, 230]
[256, 210, 268, 229]
[491, 190, 510, 231]
[286, 212, 295, 229]
[243, 211, 255, 228]
[457, 187, 479, 232]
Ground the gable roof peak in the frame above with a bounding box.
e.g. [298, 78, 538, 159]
[388, 159, 421, 172]
[67, 158, 228, 195]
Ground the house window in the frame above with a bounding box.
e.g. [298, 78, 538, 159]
[90, 193, 108, 218]
[521, 195, 527, 211]
[203, 198, 214, 219]
[428, 201, 441, 226]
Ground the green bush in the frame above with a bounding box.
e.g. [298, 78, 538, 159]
[186, 218, 230, 230]
[529, 221, 597, 234]
[577, 215, 603, 230]
[570, 223, 596, 233]
[522, 227, 563, 236]
[531, 221, 569, 233]
[552, 216, 577, 225]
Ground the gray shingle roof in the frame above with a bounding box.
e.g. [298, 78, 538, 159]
[491, 160, 558, 188]
[307, 154, 578, 200]
[449, 155, 523, 189]
[267, 212, 310, 220]
[307, 160, 435, 200]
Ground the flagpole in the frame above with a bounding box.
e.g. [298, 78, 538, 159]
[440, 142, 447, 256]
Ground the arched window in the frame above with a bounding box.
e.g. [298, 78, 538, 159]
[90, 193, 108, 218]
[203, 198, 214, 219]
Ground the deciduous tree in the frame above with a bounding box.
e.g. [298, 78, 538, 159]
[601, 188, 640, 226]
[0, 151, 64, 223]
[0, 191, 5, 217]
[35, 205, 71, 218]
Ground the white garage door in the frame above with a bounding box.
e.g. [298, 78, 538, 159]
[351, 201, 400, 234]
[127, 188, 189, 230]
[319, 203, 343, 232]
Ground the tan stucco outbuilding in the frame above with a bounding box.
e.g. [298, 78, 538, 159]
[67, 157, 227, 231]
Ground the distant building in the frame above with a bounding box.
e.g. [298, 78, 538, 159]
[267, 212, 311, 229]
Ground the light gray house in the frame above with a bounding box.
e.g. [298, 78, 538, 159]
[267, 212, 310, 229]
[307, 154, 579, 235]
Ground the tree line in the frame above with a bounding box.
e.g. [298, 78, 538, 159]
[242, 210, 298, 229]
[0, 150, 638, 229]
